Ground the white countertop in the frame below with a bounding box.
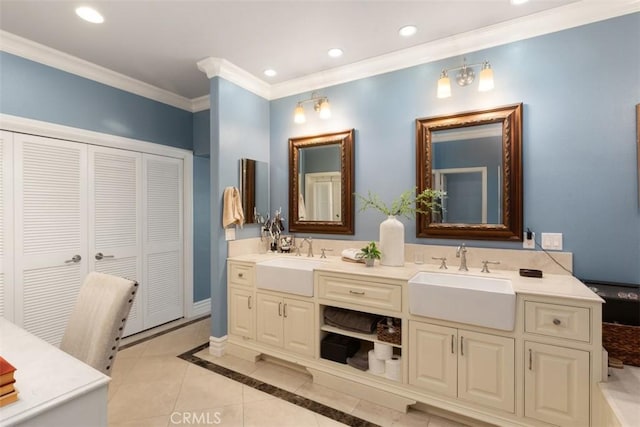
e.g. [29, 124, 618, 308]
[229, 253, 603, 303]
[0, 318, 110, 425]
[600, 366, 640, 427]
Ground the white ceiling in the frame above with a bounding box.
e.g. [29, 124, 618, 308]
[0, 0, 592, 101]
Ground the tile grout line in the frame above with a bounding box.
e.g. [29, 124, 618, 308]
[177, 344, 380, 427]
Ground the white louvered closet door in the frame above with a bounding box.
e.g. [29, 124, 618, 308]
[14, 133, 88, 346]
[89, 146, 143, 336]
[143, 154, 184, 328]
[0, 131, 15, 320]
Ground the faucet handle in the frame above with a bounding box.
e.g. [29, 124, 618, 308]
[481, 260, 500, 273]
[320, 248, 333, 259]
[432, 256, 448, 269]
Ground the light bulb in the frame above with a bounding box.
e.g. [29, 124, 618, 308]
[75, 6, 104, 23]
[478, 64, 494, 92]
[319, 99, 331, 119]
[294, 104, 306, 124]
[437, 72, 451, 98]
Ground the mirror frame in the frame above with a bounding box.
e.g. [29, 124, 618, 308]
[416, 103, 523, 241]
[289, 129, 355, 235]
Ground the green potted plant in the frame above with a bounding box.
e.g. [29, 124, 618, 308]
[355, 188, 444, 266]
[358, 241, 381, 267]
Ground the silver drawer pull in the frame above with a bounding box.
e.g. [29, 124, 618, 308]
[529, 348, 533, 370]
[247, 296, 252, 309]
[65, 255, 82, 263]
[349, 290, 365, 295]
[95, 252, 114, 260]
[553, 318, 561, 326]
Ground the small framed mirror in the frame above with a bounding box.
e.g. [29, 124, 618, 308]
[240, 158, 269, 224]
[416, 104, 523, 240]
[289, 129, 355, 235]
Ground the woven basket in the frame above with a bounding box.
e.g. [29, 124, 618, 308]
[602, 322, 640, 367]
[377, 318, 401, 345]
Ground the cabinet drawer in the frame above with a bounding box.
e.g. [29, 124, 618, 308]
[318, 274, 401, 312]
[228, 262, 254, 287]
[524, 301, 590, 342]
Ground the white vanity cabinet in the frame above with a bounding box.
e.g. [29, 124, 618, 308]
[522, 298, 595, 427]
[227, 261, 255, 340]
[256, 292, 315, 357]
[409, 321, 515, 413]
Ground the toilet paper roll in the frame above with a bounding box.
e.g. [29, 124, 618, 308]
[368, 350, 386, 375]
[374, 342, 393, 360]
[385, 356, 402, 382]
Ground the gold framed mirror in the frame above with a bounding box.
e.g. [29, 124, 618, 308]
[416, 103, 523, 241]
[289, 129, 355, 235]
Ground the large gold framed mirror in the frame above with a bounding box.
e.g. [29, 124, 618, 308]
[289, 129, 355, 235]
[416, 103, 523, 241]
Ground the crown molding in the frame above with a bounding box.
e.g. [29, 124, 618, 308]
[191, 95, 210, 112]
[269, 0, 640, 99]
[0, 30, 194, 112]
[197, 57, 271, 100]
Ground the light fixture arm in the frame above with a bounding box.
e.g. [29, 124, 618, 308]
[296, 91, 328, 110]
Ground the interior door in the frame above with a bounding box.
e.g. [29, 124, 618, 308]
[88, 146, 143, 336]
[142, 154, 184, 328]
[0, 131, 14, 320]
[14, 133, 88, 346]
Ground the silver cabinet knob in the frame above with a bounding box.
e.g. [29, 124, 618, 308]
[95, 252, 115, 260]
[553, 318, 561, 326]
[65, 255, 82, 263]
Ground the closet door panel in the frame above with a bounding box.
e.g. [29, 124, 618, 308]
[89, 146, 143, 336]
[0, 131, 14, 320]
[14, 133, 88, 346]
[143, 154, 183, 328]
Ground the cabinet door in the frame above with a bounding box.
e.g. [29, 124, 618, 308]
[229, 287, 254, 339]
[256, 293, 283, 347]
[458, 330, 515, 413]
[142, 154, 183, 328]
[0, 131, 13, 320]
[525, 341, 589, 427]
[14, 134, 88, 345]
[409, 321, 457, 397]
[283, 298, 314, 357]
[89, 146, 143, 336]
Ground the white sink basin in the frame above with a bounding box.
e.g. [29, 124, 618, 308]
[408, 272, 516, 331]
[255, 257, 326, 297]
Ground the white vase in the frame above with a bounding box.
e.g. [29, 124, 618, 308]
[379, 215, 404, 266]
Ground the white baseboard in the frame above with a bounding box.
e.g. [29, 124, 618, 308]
[191, 298, 211, 318]
[209, 335, 227, 357]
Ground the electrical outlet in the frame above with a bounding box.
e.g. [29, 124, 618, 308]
[541, 232, 563, 250]
[523, 231, 535, 249]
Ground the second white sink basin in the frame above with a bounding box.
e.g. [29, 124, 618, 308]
[408, 271, 516, 331]
[255, 257, 326, 297]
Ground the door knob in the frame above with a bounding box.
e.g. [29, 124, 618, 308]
[65, 255, 82, 263]
[95, 252, 115, 260]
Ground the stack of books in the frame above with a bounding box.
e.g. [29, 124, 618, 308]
[0, 356, 18, 407]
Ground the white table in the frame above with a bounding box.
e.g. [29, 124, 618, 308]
[0, 318, 109, 426]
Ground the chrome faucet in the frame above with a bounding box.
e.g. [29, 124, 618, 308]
[301, 237, 314, 257]
[456, 243, 468, 271]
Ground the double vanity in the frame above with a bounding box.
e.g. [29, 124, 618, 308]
[225, 251, 604, 427]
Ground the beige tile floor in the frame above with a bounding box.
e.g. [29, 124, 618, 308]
[108, 318, 469, 427]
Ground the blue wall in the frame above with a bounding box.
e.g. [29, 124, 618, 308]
[209, 77, 270, 337]
[0, 52, 193, 148]
[270, 14, 640, 284]
[0, 51, 215, 303]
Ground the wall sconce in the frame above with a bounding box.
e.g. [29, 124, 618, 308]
[294, 92, 331, 124]
[437, 58, 494, 98]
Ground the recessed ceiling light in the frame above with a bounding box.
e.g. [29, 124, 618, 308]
[328, 48, 343, 58]
[75, 6, 104, 24]
[399, 25, 417, 37]
[510, 0, 529, 5]
[263, 69, 277, 77]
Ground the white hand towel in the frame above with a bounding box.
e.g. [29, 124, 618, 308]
[341, 248, 364, 261]
[223, 186, 245, 228]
